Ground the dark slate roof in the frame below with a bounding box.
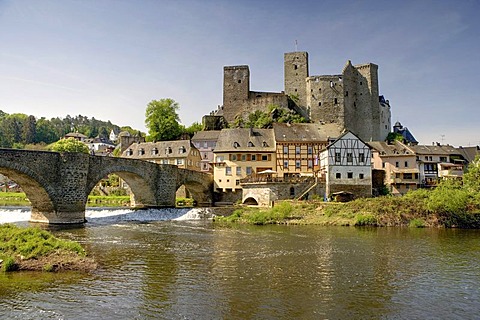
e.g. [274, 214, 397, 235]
[191, 130, 221, 142]
[409, 144, 460, 156]
[273, 123, 342, 142]
[214, 128, 275, 152]
[393, 122, 418, 144]
[456, 146, 480, 163]
[121, 140, 196, 159]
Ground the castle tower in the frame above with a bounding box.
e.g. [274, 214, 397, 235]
[284, 52, 309, 112]
[222, 65, 250, 124]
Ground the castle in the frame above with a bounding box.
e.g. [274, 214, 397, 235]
[216, 51, 391, 142]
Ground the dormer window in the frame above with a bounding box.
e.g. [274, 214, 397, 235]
[165, 147, 172, 154]
[233, 142, 240, 148]
[138, 148, 145, 156]
[248, 141, 254, 147]
[126, 149, 133, 156]
[262, 141, 268, 147]
[151, 148, 158, 155]
[179, 146, 186, 154]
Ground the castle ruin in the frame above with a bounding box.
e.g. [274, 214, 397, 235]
[217, 51, 391, 142]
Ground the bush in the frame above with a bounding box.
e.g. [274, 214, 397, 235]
[2, 257, 17, 272]
[426, 180, 469, 215]
[409, 218, 425, 228]
[355, 214, 377, 226]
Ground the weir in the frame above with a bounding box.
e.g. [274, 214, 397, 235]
[0, 149, 213, 224]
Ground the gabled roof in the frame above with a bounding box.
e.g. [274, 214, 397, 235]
[323, 130, 369, 150]
[456, 146, 480, 163]
[191, 130, 221, 141]
[214, 128, 275, 152]
[273, 123, 342, 142]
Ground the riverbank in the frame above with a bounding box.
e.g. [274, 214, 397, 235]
[213, 195, 480, 228]
[0, 224, 96, 272]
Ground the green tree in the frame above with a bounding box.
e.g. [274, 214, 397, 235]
[463, 155, 480, 192]
[145, 98, 182, 141]
[184, 122, 203, 137]
[23, 115, 37, 144]
[49, 138, 89, 153]
[35, 118, 59, 144]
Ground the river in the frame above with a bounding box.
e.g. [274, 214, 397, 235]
[1, 207, 479, 319]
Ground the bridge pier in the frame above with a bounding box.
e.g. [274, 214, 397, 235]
[30, 210, 86, 224]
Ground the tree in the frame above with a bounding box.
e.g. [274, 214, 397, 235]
[184, 122, 203, 137]
[49, 138, 89, 153]
[463, 155, 480, 192]
[35, 118, 60, 144]
[145, 98, 182, 141]
[23, 115, 37, 144]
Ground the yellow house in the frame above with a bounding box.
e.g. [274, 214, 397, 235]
[213, 128, 276, 193]
[273, 123, 341, 178]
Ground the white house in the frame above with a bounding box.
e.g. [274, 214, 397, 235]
[319, 131, 372, 199]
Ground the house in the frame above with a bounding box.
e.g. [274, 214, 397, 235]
[319, 131, 372, 199]
[213, 128, 276, 201]
[273, 123, 341, 178]
[85, 136, 116, 155]
[109, 128, 121, 143]
[191, 130, 221, 173]
[410, 143, 465, 187]
[64, 132, 87, 142]
[121, 140, 201, 171]
[368, 140, 418, 196]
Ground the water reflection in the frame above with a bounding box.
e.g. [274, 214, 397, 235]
[0, 208, 479, 319]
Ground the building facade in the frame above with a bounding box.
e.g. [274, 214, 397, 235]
[320, 131, 372, 198]
[191, 130, 221, 173]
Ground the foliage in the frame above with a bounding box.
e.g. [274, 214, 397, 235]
[214, 202, 295, 225]
[2, 257, 17, 272]
[49, 138, 90, 153]
[355, 214, 377, 226]
[386, 132, 404, 142]
[463, 155, 480, 193]
[145, 98, 183, 141]
[183, 122, 203, 138]
[425, 179, 469, 215]
[233, 104, 307, 129]
[409, 218, 426, 228]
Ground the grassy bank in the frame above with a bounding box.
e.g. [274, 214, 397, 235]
[214, 191, 480, 228]
[0, 224, 96, 272]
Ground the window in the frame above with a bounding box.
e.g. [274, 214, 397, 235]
[248, 141, 254, 147]
[176, 159, 184, 165]
[345, 91, 348, 97]
[241, 154, 246, 161]
[226, 167, 232, 175]
[358, 153, 365, 163]
[262, 155, 268, 161]
[236, 180, 240, 185]
[251, 154, 256, 161]
[295, 146, 301, 154]
[335, 152, 341, 163]
[126, 149, 133, 156]
[284, 160, 289, 168]
[347, 153, 353, 163]
[151, 148, 158, 155]
[233, 142, 240, 148]
[307, 146, 313, 155]
[318, 102, 322, 107]
[382, 162, 385, 168]
[290, 187, 295, 196]
[405, 161, 408, 168]
[334, 98, 338, 104]
[216, 156, 224, 162]
[440, 156, 447, 162]
[336, 173, 341, 179]
[404, 173, 413, 180]
[347, 172, 353, 179]
[238, 80, 241, 83]
[283, 146, 288, 154]
[178, 146, 186, 154]
[236, 167, 242, 175]
[262, 141, 267, 147]
[359, 173, 364, 179]
[395, 161, 399, 168]
[162, 159, 168, 164]
[294, 65, 298, 70]
[308, 160, 313, 168]
[295, 160, 301, 168]
[231, 154, 237, 161]
[138, 149, 145, 156]
[165, 147, 172, 154]
[246, 167, 252, 175]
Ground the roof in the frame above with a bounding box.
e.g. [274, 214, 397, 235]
[273, 123, 342, 142]
[456, 146, 480, 163]
[65, 132, 87, 139]
[121, 140, 197, 159]
[191, 130, 221, 141]
[214, 128, 276, 152]
[324, 130, 369, 150]
[393, 122, 418, 144]
[367, 141, 415, 157]
[410, 144, 460, 156]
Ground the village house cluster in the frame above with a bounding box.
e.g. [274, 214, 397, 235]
[71, 51, 480, 206]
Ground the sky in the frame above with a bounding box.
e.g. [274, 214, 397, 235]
[0, 0, 479, 147]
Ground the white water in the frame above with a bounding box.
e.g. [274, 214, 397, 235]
[0, 207, 214, 224]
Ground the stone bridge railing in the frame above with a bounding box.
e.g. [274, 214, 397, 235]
[0, 148, 213, 224]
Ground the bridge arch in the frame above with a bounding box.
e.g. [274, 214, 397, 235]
[0, 158, 56, 217]
[86, 164, 157, 209]
[175, 169, 213, 207]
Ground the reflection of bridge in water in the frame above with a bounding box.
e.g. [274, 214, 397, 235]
[0, 149, 213, 224]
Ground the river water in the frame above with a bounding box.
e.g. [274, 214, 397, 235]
[0, 207, 479, 319]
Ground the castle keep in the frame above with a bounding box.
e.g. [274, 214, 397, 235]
[219, 51, 391, 142]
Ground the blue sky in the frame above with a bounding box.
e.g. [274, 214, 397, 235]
[0, 0, 479, 146]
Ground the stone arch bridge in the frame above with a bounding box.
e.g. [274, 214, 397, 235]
[0, 149, 213, 224]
